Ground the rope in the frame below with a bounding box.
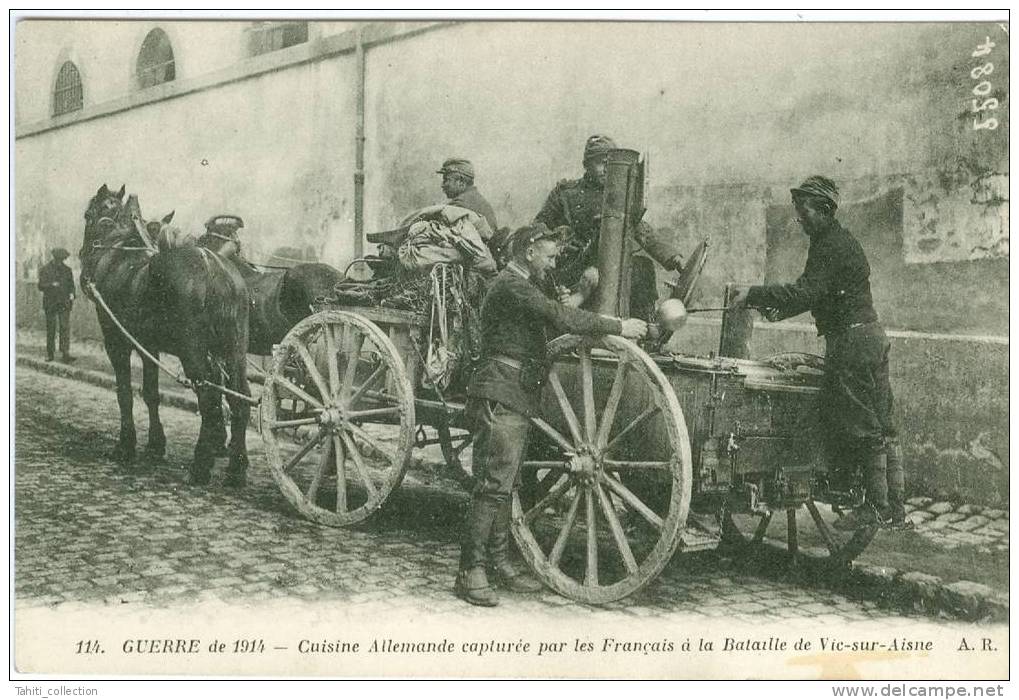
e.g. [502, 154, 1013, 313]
[85, 280, 260, 406]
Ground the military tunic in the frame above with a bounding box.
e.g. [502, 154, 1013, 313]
[745, 218, 902, 517]
[534, 172, 684, 316]
[449, 185, 499, 234]
[459, 262, 622, 573]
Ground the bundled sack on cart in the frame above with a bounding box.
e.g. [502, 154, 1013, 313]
[395, 205, 497, 278]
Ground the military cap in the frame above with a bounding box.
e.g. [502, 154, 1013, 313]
[583, 134, 618, 163]
[509, 222, 565, 258]
[791, 176, 840, 208]
[51, 247, 70, 260]
[436, 158, 475, 180]
[205, 214, 245, 231]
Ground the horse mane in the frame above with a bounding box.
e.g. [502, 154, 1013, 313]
[155, 224, 198, 253]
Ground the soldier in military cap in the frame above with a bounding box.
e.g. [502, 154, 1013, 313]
[534, 135, 686, 315]
[455, 223, 649, 607]
[437, 158, 499, 233]
[729, 176, 910, 531]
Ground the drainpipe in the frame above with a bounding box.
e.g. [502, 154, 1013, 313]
[353, 27, 366, 258]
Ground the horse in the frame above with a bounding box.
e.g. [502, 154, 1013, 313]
[195, 229, 344, 355]
[79, 184, 252, 486]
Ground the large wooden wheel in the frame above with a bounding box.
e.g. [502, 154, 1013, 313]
[511, 335, 692, 603]
[722, 500, 877, 566]
[260, 310, 415, 526]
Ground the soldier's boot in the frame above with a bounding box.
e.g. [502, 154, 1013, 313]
[834, 450, 887, 531]
[454, 495, 500, 607]
[882, 438, 913, 530]
[487, 500, 542, 593]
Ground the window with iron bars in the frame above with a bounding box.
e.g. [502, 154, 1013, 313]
[137, 28, 176, 89]
[248, 21, 309, 56]
[53, 61, 83, 116]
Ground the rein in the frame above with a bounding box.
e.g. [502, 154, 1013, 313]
[83, 280, 259, 406]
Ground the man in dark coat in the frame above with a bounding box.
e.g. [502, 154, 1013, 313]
[38, 247, 76, 362]
[729, 176, 910, 531]
[455, 223, 649, 606]
[534, 134, 685, 316]
[437, 158, 499, 233]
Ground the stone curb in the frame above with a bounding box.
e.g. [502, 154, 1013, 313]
[17, 354, 1009, 622]
[845, 561, 1008, 623]
[16, 354, 200, 414]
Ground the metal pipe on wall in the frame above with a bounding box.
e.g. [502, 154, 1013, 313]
[353, 27, 366, 259]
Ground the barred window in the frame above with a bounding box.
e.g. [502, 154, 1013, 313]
[248, 21, 309, 56]
[136, 28, 175, 89]
[53, 61, 83, 116]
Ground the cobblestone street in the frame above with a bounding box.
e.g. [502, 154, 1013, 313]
[12, 367, 993, 627]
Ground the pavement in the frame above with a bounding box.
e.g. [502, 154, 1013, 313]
[14, 330, 1009, 621]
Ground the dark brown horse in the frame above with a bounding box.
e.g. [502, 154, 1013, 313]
[195, 231, 344, 355]
[79, 184, 252, 485]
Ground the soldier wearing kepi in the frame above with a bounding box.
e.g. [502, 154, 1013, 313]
[534, 135, 685, 313]
[456, 223, 649, 607]
[728, 176, 910, 531]
[437, 158, 499, 233]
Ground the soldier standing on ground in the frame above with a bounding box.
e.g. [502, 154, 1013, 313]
[38, 247, 76, 363]
[455, 223, 649, 607]
[534, 134, 686, 314]
[728, 176, 911, 531]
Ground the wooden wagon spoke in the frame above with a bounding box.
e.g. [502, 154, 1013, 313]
[579, 348, 597, 442]
[281, 429, 327, 474]
[346, 406, 402, 420]
[528, 417, 576, 454]
[523, 474, 573, 523]
[341, 431, 380, 502]
[547, 367, 585, 447]
[805, 500, 839, 555]
[333, 435, 347, 514]
[273, 373, 325, 410]
[291, 341, 331, 404]
[601, 460, 672, 471]
[752, 512, 773, 545]
[600, 473, 663, 531]
[584, 487, 599, 587]
[267, 416, 321, 429]
[602, 405, 661, 455]
[522, 460, 574, 471]
[595, 482, 639, 575]
[595, 361, 628, 449]
[306, 435, 333, 504]
[322, 321, 341, 401]
[348, 364, 388, 408]
[548, 490, 582, 569]
[340, 328, 365, 401]
[344, 422, 393, 464]
[786, 508, 799, 557]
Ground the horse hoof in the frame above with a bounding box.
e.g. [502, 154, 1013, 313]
[224, 472, 247, 488]
[143, 450, 166, 465]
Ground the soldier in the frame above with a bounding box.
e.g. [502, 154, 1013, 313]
[456, 223, 648, 607]
[38, 247, 76, 363]
[534, 134, 685, 313]
[728, 176, 910, 531]
[437, 158, 499, 233]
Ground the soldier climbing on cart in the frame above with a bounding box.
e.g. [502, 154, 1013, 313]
[727, 176, 911, 532]
[534, 134, 686, 316]
[455, 222, 650, 607]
